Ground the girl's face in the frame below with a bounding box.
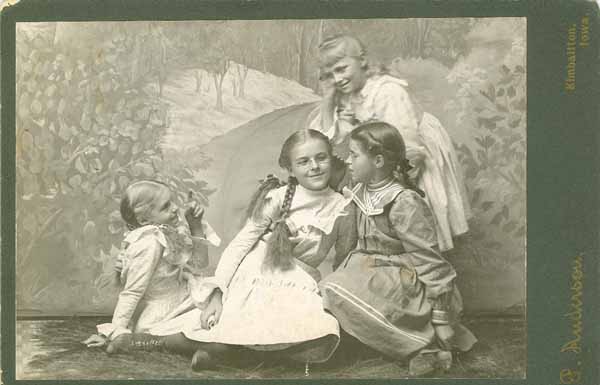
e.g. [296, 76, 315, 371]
[142, 186, 179, 226]
[321, 55, 367, 95]
[288, 138, 332, 191]
[348, 139, 378, 184]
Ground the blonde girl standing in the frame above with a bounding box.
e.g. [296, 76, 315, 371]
[311, 34, 471, 252]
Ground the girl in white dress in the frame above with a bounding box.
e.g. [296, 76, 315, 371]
[82, 180, 219, 348]
[105, 130, 356, 370]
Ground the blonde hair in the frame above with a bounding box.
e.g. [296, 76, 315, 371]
[120, 180, 170, 230]
[318, 34, 384, 78]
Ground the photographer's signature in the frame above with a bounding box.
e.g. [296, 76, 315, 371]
[559, 254, 584, 384]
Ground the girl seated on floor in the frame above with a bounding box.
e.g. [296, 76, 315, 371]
[83, 180, 220, 349]
[319, 121, 477, 376]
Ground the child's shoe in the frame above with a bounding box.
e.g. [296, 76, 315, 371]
[106, 333, 166, 354]
[408, 349, 452, 376]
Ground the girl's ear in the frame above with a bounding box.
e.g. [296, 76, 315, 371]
[373, 154, 385, 169]
[136, 214, 148, 226]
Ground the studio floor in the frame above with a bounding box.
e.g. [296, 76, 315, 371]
[16, 316, 525, 380]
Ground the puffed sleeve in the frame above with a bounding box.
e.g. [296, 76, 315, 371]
[372, 82, 424, 151]
[389, 191, 456, 300]
[193, 189, 282, 302]
[97, 231, 163, 339]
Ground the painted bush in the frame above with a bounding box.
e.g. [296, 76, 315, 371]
[15, 25, 213, 314]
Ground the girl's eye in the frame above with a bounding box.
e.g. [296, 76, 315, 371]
[297, 159, 309, 166]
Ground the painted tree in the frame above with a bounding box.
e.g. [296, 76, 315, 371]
[289, 20, 323, 89]
[147, 22, 169, 97]
[188, 22, 232, 111]
[203, 47, 230, 111]
[226, 21, 255, 98]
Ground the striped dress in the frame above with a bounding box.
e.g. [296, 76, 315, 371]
[320, 179, 476, 359]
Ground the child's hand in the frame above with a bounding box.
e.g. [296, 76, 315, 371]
[337, 108, 357, 124]
[434, 324, 455, 350]
[82, 334, 108, 348]
[114, 256, 123, 274]
[200, 290, 223, 330]
[319, 76, 337, 100]
[185, 190, 205, 237]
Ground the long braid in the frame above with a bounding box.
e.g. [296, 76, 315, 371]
[263, 177, 297, 272]
[281, 176, 297, 217]
[245, 174, 286, 225]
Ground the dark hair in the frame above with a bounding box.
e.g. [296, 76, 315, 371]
[256, 129, 333, 272]
[350, 122, 425, 197]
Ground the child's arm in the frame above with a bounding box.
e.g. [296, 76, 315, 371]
[184, 199, 221, 272]
[389, 192, 457, 347]
[388, 191, 456, 302]
[213, 210, 275, 289]
[200, 288, 223, 329]
[319, 77, 338, 136]
[192, 189, 281, 304]
[332, 202, 358, 271]
[97, 230, 163, 340]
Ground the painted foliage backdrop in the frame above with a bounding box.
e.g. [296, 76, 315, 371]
[15, 19, 526, 316]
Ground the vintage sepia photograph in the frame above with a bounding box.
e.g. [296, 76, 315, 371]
[14, 18, 527, 380]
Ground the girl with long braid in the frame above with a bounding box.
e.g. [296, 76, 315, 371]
[320, 122, 476, 376]
[105, 129, 356, 370]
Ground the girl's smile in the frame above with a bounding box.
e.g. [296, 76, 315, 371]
[288, 139, 332, 191]
[322, 56, 367, 95]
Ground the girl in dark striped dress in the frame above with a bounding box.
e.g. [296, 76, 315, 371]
[320, 121, 476, 376]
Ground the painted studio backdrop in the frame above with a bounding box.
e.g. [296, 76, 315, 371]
[15, 19, 526, 316]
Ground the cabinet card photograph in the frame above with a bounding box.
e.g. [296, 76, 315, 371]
[13, 17, 527, 380]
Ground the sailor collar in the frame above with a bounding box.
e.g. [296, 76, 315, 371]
[346, 179, 406, 216]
